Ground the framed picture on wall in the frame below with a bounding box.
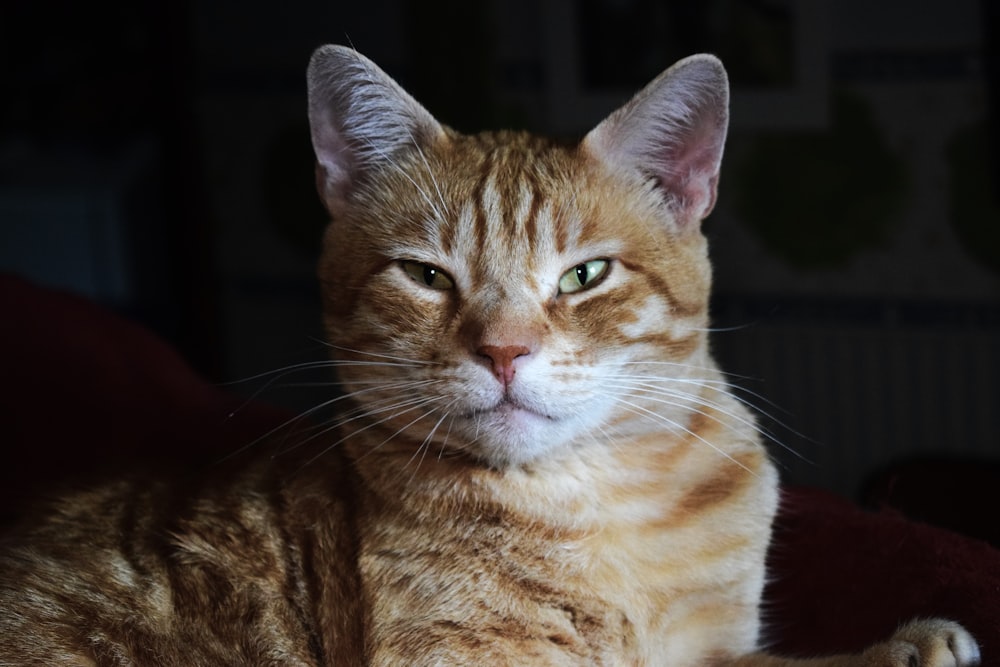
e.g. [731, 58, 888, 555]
[542, 0, 829, 133]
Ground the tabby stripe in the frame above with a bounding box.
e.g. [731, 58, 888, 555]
[437, 175, 456, 256]
[617, 257, 705, 320]
[272, 478, 328, 665]
[633, 332, 701, 360]
[673, 454, 755, 518]
[522, 178, 542, 260]
[552, 198, 570, 255]
[470, 152, 494, 276]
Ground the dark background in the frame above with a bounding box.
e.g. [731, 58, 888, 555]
[1, 0, 997, 499]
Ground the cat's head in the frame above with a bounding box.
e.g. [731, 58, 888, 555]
[307, 45, 729, 470]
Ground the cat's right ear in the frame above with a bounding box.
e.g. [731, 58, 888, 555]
[583, 54, 729, 231]
[307, 45, 445, 216]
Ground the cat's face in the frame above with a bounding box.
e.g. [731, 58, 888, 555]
[308, 47, 728, 469]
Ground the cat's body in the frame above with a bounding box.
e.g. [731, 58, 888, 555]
[0, 46, 979, 666]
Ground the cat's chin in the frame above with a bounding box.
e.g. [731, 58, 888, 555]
[458, 399, 578, 468]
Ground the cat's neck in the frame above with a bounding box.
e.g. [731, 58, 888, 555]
[344, 375, 761, 531]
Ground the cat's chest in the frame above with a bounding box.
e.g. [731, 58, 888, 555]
[358, 507, 651, 665]
[355, 454, 769, 665]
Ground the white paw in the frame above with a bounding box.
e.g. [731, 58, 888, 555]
[884, 619, 980, 667]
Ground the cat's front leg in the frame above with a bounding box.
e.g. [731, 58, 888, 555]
[726, 618, 979, 667]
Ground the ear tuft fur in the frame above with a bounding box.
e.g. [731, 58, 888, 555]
[583, 54, 730, 228]
[307, 45, 444, 215]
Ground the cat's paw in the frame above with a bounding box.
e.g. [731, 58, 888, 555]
[862, 619, 980, 667]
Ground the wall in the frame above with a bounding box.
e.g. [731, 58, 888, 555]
[3, 0, 997, 497]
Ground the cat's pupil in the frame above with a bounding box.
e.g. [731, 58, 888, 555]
[574, 264, 588, 286]
[423, 266, 438, 285]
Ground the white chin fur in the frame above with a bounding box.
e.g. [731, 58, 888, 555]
[456, 401, 600, 469]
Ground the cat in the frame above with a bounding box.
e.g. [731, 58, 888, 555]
[0, 44, 980, 666]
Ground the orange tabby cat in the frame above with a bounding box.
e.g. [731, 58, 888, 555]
[0, 45, 979, 666]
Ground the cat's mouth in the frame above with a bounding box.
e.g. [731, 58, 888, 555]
[465, 398, 554, 422]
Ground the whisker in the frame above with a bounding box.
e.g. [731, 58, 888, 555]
[616, 359, 760, 383]
[606, 380, 752, 430]
[681, 322, 758, 333]
[301, 394, 446, 468]
[216, 392, 350, 464]
[609, 396, 758, 476]
[221, 353, 438, 419]
[609, 375, 816, 462]
[604, 371, 812, 445]
[220, 360, 343, 418]
[593, 421, 624, 454]
[309, 339, 440, 366]
[349, 116, 448, 224]
[339, 48, 448, 224]
[409, 136, 450, 222]
[363, 401, 444, 465]
[218, 379, 444, 463]
[606, 372, 768, 401]
[435, 409, 462, 461]
[604, 380, 808, 464]
[221, 360, 340, 386]
[405, 405, 456, 482]
[605, 377, 768, 430]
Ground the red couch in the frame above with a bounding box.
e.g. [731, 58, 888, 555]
[1, 274, 997, 663]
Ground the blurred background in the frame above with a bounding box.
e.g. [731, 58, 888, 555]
[1, 0, 997, 499]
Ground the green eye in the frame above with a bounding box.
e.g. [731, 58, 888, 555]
[558, 259, 609, 294]
[401, 260, 454, 290]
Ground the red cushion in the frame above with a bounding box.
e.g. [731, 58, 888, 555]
[2, 273, 997, 662]
[767, 485, 1000, 659]
[0, 273, 288, 518]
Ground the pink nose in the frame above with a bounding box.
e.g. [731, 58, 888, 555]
[477, 345, 531, 386]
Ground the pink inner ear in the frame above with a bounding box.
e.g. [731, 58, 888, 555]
[313, 121, 353, 193]
[657, 118, 724, 224]
[584, 54, 729, 230]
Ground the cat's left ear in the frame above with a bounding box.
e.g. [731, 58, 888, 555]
[583, 54, 729, 228]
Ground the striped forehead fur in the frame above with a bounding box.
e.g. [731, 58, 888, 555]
[366, 134, 592, 282]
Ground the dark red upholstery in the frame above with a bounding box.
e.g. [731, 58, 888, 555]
[1, 274, 996, 663]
